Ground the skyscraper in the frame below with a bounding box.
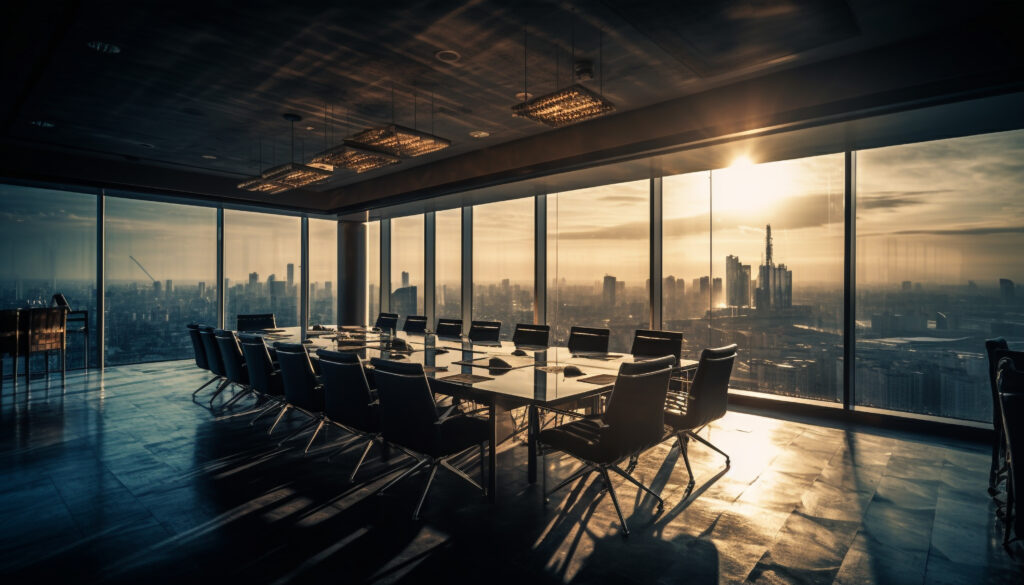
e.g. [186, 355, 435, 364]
[1000, 278, 1015, 303]
[287, 263, 294, 288]
[603, 275, 617, 307]
[402, 271, 410, 288]
[755, 224, 793, 311]
[726, 255, 751, 307]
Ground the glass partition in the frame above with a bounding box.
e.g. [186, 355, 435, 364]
[548, 180, 649, 352]
[308, 218, 337, 326]
[473, 198, 534, 339]
[436, 208, 462, 321]
[104, 197, 217, 364]
[390, 215, 424, 318]
[223, 209, 300, 330]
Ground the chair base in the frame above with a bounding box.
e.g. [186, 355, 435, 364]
[673, 428, 731, 494]
[376, 443, 486, 520]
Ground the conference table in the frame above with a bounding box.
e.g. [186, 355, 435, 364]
[255, 326, 698, 503]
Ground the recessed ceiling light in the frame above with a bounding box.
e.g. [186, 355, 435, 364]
[468, 130, 490, 139]
[30, 120, 55, 128]
[87, 41, 121, 54]
[514, 92, 533, 101]
[435, 50, 461, 64]
[305, 125, 315, 131]
[202, 154, 217, 160]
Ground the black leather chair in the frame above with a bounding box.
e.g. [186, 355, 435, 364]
[538, 355, 676, 536]
[19, 307, 66, 383]
[631, 329, 683, 361]
[187, 323, 220, 398]
[512, 323, 550, 348]
[986, 339, 1024, 497]
[435, 318, 463, 339]
[997, 357, 1024, 545]
[53, 293, 88, 370]
[318, 349, 382, 481]
[0, 309, 19, 390]
[272, 343, 326, 453]
[665, 344, 737, 493]
[198, 326, 230, 403]
[403, 315, 428, 334]
[213, 330, 252, 410]
[239, 335, 286, 426]
[567, 326, 610, 354]
[374, 312, 399, 333]
[468, 320, 501, 343]
[237, 313, 277, 331]
[370, 357, 489, 519]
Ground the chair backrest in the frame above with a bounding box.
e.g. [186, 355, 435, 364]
[0, 309, 20, 355]
[602, 355, 676, 454]
[276, 343, 322, 412]
[370, 358, 439, 451]
[403, 315, 428, 334]
[214, 330, 248, 385]
[22, 308, 65, 352]
[374, 312, 399, 333]
[685, 344, 738, 429]
[997, 358, 1024, 536]
[187, 323, 209, 370]
[513, 323, 550, 347]
[237, 313, 277, 331]
[240, 337, 281, 397]
[631, 329, 683, 360]
[435, 318, 463, 338]
[52, 293, 71, 309]
[199, 326, 226, 376]
[468, 320, 501, 343]
[567, 326, 610, 354]
[318, 349, 376, 429]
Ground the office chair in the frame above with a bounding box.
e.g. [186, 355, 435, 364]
[239, 335, 286, 426]
[997, 357, 1024, 545]
[198, 326, 231, 404]
[237, 313, 277, 331]
[435, 318, 463, 338]
[374, 312, 399, 333]
[272, 343, 326, 453]
[630, 329, 683, 361]
[213, 330, 252, 410]
[468, 320, 501, 343]
[512, 323, 550, 348]
[402, 315, 428, 334]
[317, 349, 382, 481]
[538, 355, 676, 536]
[567, 326, 610, 354]
[187, 323, 220, 398]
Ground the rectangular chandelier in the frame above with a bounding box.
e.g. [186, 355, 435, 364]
[511, 83, 615, 128]
[260, 162, 333, 189]
[348, 124, 451, 158]
[312, 142, 401, 174]
[237, 176, 289, 194]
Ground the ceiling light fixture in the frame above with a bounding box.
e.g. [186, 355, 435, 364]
[238, 114, 330, 193]
[511, 27, 614, 128]
[348, 87, 451, 157]
[201, 154, 217, 160]
[312, 142, 401, 174]
[435, 50, 461, 64]
[469, 130, 490, 138]
[87, 41, 121, 54]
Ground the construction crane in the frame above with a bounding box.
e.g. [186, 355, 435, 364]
[129, 255, 157, 283]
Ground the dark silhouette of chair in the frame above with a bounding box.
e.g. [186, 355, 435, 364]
[403, 315, 428, 334]
[997, 357, 1024, 545]
[53, 293, 88, 369]
[631, 329, 683, 361]
[0, 309, 19, 390]
[370, 357, 489, 519]
[214, 330, 252, 410]
[318, 349, 382, 481]
[435, 318, 463, 338]
[272, 343, 326, 453]
[512, 323, 550, 348]
[468, 320, 501, 343]
[986, 339, 1024, 497]
[374, 312, 399, 333]
[239, 335, 286, 426]
[237, 313, 277, 331]
[538, 355, 676, 536]
[19, 307, 66, 383]
[567, 326, 610, 354]
[187, 323, 219, 398]
[198, 326, 230, 403]
[664, 344, 737, 493]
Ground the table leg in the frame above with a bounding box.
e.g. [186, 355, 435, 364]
[488, 403, 498, 503]
[528, 405, 538, 484]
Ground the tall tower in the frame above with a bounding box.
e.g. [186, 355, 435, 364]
[765, 224, 773, 266]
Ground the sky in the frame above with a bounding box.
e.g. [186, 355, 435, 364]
[3, 129, 1023, 290]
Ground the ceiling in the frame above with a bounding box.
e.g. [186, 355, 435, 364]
[2, 1, 1022, 214]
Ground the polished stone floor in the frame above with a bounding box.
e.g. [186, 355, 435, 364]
[1, 361, 1021, 584]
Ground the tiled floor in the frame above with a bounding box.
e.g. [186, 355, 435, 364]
[1, 361, 1021, 584]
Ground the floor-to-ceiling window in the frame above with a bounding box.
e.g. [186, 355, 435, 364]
[366, 220, 380, 324]
[436, 208, 462, 321]
[711, 154, 845, 402]
[0, 183, 98, 369]
[473, 198, 533, 339]
[855, 130, 1024, 421]
[663, 171, 712, 355]
[104, 197, 217, 365]
[390, 215, 424, 320]
[308, 218, 337, 326]
[223, 210, 300, 329]
[548, 181, 650, 352]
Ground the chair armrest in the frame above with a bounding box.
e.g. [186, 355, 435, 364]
[534, 404, 594, 421]
[436, 404, 488, 423]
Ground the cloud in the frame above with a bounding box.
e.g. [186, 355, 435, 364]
[862, 226, 1024, 237]
[597, 195, 647, 204]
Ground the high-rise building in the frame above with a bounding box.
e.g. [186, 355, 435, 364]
[712, 277, 723, 306]
[699, 276, 710, 296]
[603, 275, 616, 307]
[248, 272, 258, 286]
[755, 224, 793, 312]
[1000, 278, 1015, 303]
[287, 263, 294, 288]
[402, 271, 410, 288]
[392, 285, 417, 315]
[197, 281, 206, 298]
[725, 255, 751, 307]
[164, 279, 173, 296]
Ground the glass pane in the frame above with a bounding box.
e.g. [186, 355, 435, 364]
[366, 221, 380, 325]
[856, 130, 1024, 421]
[663, 171, 712, 355]
[473, 198, 533, 340]
[104, 197, 217, 365]
[390, 215, 424, 317]
[548, 180, 649, 352]
[0, 183, 98, 368]
[436, 208, 462, 320]
[711, 154, 845, 402]
[309, 218, 336, 326]
[223, 210, 300, 329]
